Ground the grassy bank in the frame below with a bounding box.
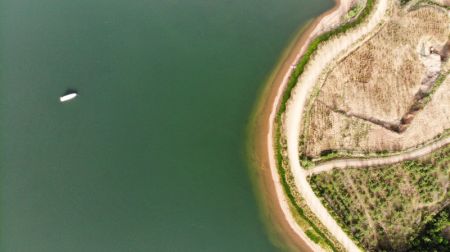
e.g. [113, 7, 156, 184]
[274, 0, 376, 251]
[408, 205, 450, 251]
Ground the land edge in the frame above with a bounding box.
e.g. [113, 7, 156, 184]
[245, 0, 351, 251]
[268, 0, 446, 250]
[246, 21, 315, 252]
[246, 0, 450, 251]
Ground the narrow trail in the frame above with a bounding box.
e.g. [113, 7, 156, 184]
[263, 0, 357, 251]
[307, 136, 450, 176]
[284, 0, 390, 251]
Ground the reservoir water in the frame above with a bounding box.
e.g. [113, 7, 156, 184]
[0, 0, 332, 251]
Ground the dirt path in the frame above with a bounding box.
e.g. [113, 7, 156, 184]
[250, 0, 362, 251]
[307, 136, 450, 176]
[283, 0, 390, 251]
[258, 0, 358, 250]
[251, 0, 358, 251]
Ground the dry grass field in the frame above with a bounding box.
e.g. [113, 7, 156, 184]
[300, 4, 450, 159]
[308, 144, 450, 251]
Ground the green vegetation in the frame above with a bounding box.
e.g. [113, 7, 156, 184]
[346, 4, 364, 19]
[273, 0, 376, 250]
[305, 230, 322, 243]
[401, 0, 413, 5]
[408, 206, 450, 251]
[309, 145, 450, 251]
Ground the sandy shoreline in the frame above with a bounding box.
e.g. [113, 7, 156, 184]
[249, 0, 450, 250]
[248, 0, 353, 250]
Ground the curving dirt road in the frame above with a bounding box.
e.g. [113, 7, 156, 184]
[307, 137, 450, 176]
[283, 0, 391, 251]
[263, 0, 358, 251]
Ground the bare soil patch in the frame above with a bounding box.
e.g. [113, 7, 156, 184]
[301, 5, 450, 159]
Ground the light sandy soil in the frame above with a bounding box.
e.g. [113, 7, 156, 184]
[283, 0, 391, 251]
[302, 5, 450, 157]
[307, 136, 450, 175]
[303, 74, 450, 157]
[434, 0, 450, 5]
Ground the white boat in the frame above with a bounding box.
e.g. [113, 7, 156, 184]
[59, 92, 77, 102]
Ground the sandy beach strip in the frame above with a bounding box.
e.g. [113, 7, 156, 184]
[248, 0, 355, 251]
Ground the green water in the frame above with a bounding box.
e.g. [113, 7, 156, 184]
[0, 0, 332, 251]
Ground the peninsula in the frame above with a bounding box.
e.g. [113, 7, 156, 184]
[250, 0, 450, 251]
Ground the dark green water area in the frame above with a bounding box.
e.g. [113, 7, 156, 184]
[0, 0, 332, 251]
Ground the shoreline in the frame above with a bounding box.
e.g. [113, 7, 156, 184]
[283, 0, 388, 250]
[248, 0, 450, 250]
[247, 0, 353, 250]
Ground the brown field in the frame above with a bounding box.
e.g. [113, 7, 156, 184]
[300, 4, 450, 159]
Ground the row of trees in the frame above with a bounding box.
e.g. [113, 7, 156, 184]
[309, 146, 449, 251]
[408, 206, 449, 251]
